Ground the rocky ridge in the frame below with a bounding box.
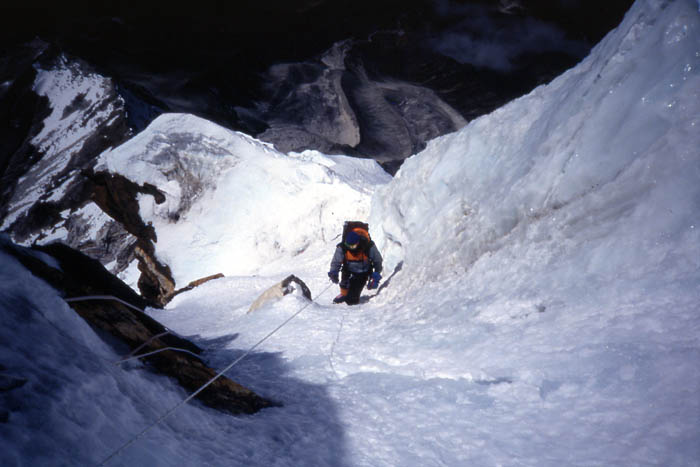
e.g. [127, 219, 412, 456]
[0, 45, 180, 306]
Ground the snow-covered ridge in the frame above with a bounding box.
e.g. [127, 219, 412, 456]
[97, 113, 391, 286]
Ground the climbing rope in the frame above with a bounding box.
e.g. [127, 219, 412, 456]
[98, 282, 334, 466]
[114, 346, 203, 365]
[328, 307, 348, 380]
[65, 295, 146, 313]
[64, 295, 201, 365]
[112, 331, 201, 365]
[117, 331, 171, 361]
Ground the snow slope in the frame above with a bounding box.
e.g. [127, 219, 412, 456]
[1, 1, 699, 466]
[96, 113, 391, 286]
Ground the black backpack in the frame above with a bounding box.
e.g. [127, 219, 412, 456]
[342, 221, 370, 243]
[339, 221, 375, 254]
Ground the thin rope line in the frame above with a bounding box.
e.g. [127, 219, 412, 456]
[65, 295, 185, 340]
[114, 346, 203, 365]
[124, 331, 171, 359]
[64, 297, 203, 368]
[98, 283, 333, 466]
[65, 295, 146, 313]
[328, 307, 348, 380]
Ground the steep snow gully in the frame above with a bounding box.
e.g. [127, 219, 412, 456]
[1, 0, 700, 466]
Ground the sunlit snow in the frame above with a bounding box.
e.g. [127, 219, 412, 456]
[96, 113, 391, 286]
[1, 1, 699, 466]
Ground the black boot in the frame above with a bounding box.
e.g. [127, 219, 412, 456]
[333, 294, 347, 304]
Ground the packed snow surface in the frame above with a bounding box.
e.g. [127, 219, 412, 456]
[1, 0, 699, 466]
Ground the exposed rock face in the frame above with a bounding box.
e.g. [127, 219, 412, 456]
[0, 40, 52, 204]
[2, 239, 274, 415]
[133, 244, 176, 307]
[0, 48, 130, 233]
[0, 46, 177, 304]
[255, 38, 469, 170]
[87, 170, 176, 306]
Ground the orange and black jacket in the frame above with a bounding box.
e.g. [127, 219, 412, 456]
[329, 238, 383, 275]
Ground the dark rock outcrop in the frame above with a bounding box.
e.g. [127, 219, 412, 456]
[0, 45, 178, 305]
[0, 40, 53, 208]
[0, 46, 132, 231]
[255, 39, 469, 169]
[87, 171, 163, 243]
[87, 170, 176, 306]
[0, 47, 150, 294]
[2, 239, 274, 415]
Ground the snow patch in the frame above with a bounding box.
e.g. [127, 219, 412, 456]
[117, 259, 141, 291]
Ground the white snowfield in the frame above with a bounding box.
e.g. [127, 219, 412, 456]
[1, 1, 699, 466]
[96, 113, 391, 286]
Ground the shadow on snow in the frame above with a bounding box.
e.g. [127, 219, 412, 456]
[191, 333, 351, 467]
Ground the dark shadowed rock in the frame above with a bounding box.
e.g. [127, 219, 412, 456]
[1, 239, 274, 415]
[256, 38, 469, 168]
[86, 170, 177, 305]
[0, 47, 132, 233]
[0, 47, 148, 292]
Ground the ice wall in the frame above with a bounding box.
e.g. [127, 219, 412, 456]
[371, 0, 700, 297]
[367, 4, 700, 461]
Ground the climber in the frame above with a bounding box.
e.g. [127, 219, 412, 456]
[328, 222, 383, 305]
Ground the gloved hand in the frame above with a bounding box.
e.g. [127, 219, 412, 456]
[367, 272, 382, 289]
[328, 271, 339, 284]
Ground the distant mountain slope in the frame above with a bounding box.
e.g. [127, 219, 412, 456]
[1, 1, 633, 171]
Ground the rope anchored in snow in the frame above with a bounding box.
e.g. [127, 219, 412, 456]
[98, 282, 334, 466]
[116, 331, 171, 362]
